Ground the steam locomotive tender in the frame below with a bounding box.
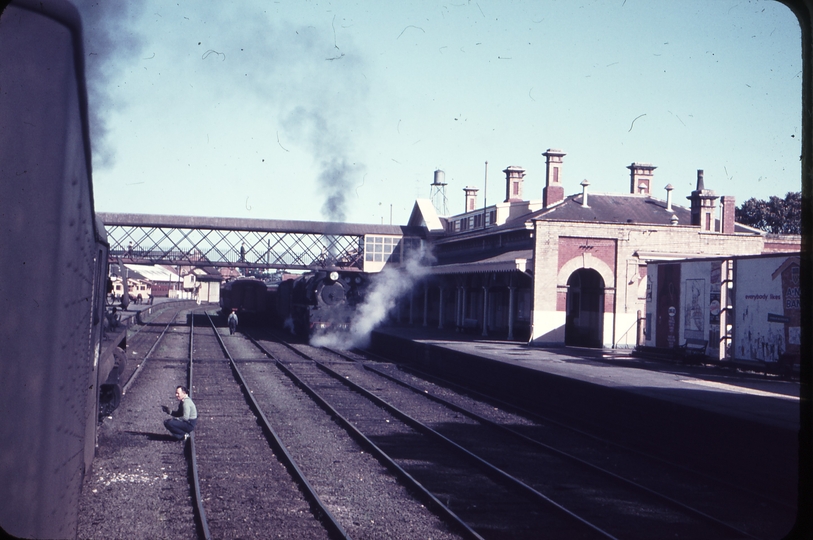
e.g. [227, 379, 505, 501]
[276, 270, 369, 338]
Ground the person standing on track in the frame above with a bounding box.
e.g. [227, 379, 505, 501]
[227, 308, 238, 335]
[162, 385, 197, 441]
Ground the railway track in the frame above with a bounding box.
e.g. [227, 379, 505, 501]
[80, 305, 200, 539]
[250, 335, 616, 539]
[189, 313, 342, 540]
[249, 333, 787, 539]
[351, 351, 797, 540]
[80, 313, 793, 539]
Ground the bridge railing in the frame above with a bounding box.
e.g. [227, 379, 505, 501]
[106, 225, 365, 270]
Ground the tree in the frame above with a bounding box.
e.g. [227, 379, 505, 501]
[735, 192, 801, 234]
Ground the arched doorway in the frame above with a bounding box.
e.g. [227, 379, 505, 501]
[565, 269, 605, 347]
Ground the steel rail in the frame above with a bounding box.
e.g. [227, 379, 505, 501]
[259, 336, 618, 540]
[357, 360, 761, 540]
[246, 335, 484, 540]
[186, 314, 212, 540]
[121, 306, 186, 396]
[205, 315, 352, 540]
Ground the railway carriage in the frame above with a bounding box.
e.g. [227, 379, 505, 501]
[220, 276, 272, 324]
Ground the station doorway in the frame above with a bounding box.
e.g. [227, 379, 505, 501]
[565, 268, 605, 348]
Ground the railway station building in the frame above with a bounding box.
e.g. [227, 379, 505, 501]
[402, 149, 800, 348]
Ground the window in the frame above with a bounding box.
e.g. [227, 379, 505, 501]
[364, 236, 400, 262]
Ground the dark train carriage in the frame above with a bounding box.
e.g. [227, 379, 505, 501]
[0, 2, 112, 538]
[220, 277, 271, 324]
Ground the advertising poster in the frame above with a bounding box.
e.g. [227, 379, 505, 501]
[733, 256, 800, 363]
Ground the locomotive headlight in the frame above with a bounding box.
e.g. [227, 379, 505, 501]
[329, 271, 339, 282]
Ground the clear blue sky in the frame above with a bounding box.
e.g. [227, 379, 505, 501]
[76, 0, 801, 226]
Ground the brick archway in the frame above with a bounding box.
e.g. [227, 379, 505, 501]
[564, 268, 605, 347]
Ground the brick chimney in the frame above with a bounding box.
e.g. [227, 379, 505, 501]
[542, 149, 566, 208]
[720, 195, 736, 234]
[628, 162, 656, 195]
[503, 166, 525, 203]
[463, 186, 479, 212]
[687, 169, 719, 231]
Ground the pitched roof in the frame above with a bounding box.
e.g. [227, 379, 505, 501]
[530, 192, 692, 226]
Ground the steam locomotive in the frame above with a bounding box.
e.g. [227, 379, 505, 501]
[275, 270, 369, 338]
[0, 2, 125, 538]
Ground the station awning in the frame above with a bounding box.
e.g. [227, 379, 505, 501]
[429, 250, 533, 275]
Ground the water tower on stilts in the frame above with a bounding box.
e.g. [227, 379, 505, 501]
[430, 169, 448, 216]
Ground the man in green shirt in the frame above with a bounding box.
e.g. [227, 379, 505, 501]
[162, 385, 198, 441]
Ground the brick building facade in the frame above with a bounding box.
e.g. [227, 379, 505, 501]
[406, 148, 800, 348]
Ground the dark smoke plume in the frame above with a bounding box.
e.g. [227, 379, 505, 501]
[73, 0, 143, 169]
[72, 1, 368, 222]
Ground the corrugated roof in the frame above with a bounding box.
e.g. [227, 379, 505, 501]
[430, 250, 533, 275]
[124, 264, 179, 281]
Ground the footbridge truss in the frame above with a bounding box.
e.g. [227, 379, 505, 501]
[98, 213, 425, 272]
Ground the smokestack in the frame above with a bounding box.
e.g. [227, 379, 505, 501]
[665, 184, 674, 212]
[542, 149, 566, 208]
[580, 179, 590, 207]
[463, 186, 479, 212]
[503, 166, 525, 203]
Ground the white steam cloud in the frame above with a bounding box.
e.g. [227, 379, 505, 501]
[311, 247, 432, 350]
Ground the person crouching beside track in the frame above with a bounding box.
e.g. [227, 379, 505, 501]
[227, 308, 238, 335]
[162, 385, 197, 441]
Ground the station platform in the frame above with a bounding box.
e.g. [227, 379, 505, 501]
[370, 325, 802, 433]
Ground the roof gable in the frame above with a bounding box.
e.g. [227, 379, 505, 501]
[408, 199, 445, 232]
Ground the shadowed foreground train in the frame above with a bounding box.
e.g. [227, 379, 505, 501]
[0, 2, 125, 538]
